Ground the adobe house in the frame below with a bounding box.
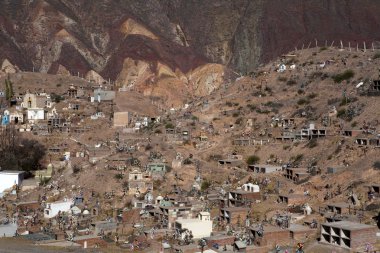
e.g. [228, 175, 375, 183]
[325, 203, 352, 215]
[280, 118, 296, 129]
[128, 169, 152, 195]
[67, 85, 85, 98]
[16, 201, 40, 213]
[288, 224, 316, 241]
[278, 194, 307, 205]
[320, 221, 378, 250]
[93, 89, 115, 102]
[146, 162, 167, 175]
[159, 205, 192, 229]
[275, 130, 296, 142]
[204, 234, 235, 249]
[341, 129, 363, 137]
[283, 168, 310, 183]
[86, 145, 111, 164]
[299, 123, 327, 140]
[248, 164, 282, 174]
[249, 224, 290, 247]
[233, 138, 251, 146]
[218, 154, 244, 168]
[91, 220, 118, 235]
[113, 111, 129, 127]
[228, 189, 260, 207]
[366, 80, 380, 96]
[220, 207, 250, 225]
[355, 136, 380, 147]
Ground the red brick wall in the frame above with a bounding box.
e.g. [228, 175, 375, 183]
[351, 227, 377, 249]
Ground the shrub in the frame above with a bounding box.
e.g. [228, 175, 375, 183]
[235, 117, 243, 125]
[246, 155, 260, 165]
[72, 165, 81, 174]
[278, 76, 287, 82]
[264, 101, 284, 109]
[297, 98, 309, 105]
[373, 161, 380, 170]
[226, 101, 233, 107]
[201, 180, 211, 191]
[165, 122, 174, 129]
[292, 154, 304, 165]
[332, 70, 355, 83]
[114, 173, 123, 180]
[320, 47, 327, 52]
[286, 79, 297, 86]
[247, 104, 257, 111]
[232, 112, 240, 117]
[337, 108, 346, 118]
[306, 139, 318, 148]
[297, 89, 305, 95]
[307, 93, 318, 99]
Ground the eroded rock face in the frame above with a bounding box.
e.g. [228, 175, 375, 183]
[0, 0, 379, 94]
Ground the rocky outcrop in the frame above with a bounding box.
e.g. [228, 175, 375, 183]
[0, 0, 380, 87]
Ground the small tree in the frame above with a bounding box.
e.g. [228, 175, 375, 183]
[246, 155, 260, 165]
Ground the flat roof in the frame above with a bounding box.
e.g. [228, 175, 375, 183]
[176, 218, 204, 224]
[326, 202, 351, 208]
[250, 225, 285, 233]
[289, 224, 313, 232]
[249, 164, 282, 168]
[229, 190, 257, 195]
[322, 221, 377, 231]
[0, 170, 24, 175]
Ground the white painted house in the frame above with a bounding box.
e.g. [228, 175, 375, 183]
[175, 212, 212, 239]
[0, 171, 24, 194]
[44, 199, 74, 218]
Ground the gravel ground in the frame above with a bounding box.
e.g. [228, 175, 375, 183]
[0, 238, 102, 253]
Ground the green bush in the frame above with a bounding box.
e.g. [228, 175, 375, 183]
[114, 173, 123, 180]
[297, 98, 309, 105]
[332, 70, 355, 83]
[165, 123, 174, 129]
[247, 104, 257, 111]
[337, 108, 346, 118]
[201, 180, 211, 191]
[246, 155, 260, 165]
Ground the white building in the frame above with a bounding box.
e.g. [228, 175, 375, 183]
[27, 108, 45, 121]
[0, 171, 24, 194]
[241, 183, 260, 193]
[44, 199, 74, 218]
[175, 212, 212, 239]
